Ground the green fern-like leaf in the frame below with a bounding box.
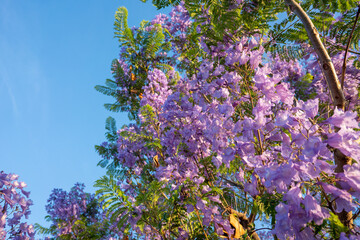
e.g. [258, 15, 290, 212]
[105, 116, 117, 134]
[114, 7, 129, 41]
[34, 223, 57, 236]
[95, 175, 131, 228]
[94, 85, 117, 97]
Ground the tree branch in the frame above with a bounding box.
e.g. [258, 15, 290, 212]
[320, 34, 360, 55]
[341, 5, 360, 90]
[284, 0, 346, 110]
[219, 176, 244, 190]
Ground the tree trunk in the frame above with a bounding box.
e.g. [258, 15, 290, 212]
[284, 0, 352, 229]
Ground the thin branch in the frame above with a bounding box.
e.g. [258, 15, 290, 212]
[142, 218, 165, 240]
[352, 208, 360, 220]
[219, 176, 244, 190]
[195, 208, 210, 240]
[341, 5, 360, 90]
[347, 49, 360, 55]
[321, 34, 360, 55]
[264, 19, 300, 48]
[242, 65, 264, 154]
[254, 227, 273, 232]
[317, 177, 335, 213]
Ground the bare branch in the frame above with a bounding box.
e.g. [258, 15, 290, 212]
[341, 5, 360, 90]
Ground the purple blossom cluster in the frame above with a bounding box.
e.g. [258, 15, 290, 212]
[44, 183, 120, 239]
[167, 3, 191, 37]
[310, 52, 360, 110]
[148, 2, 191, 37]
[45, 183, 88, 235]
[0, 171, 34, 240]
[141, 68, 173, 112]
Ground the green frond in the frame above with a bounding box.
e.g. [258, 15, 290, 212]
[97, 158, 109, 168]
[149, 0, 182, 9]
[104, 103, 123, 112]
[94, 85, 117, 97]
[114, 7, 129, 41]
[144, 25, 165, 58]
[105, 116, 117, 134]
[95, 174, 131, 228]
[268, 43, 306, 61]
[104, 79, 118, 89]
[34, 223, 57, 236]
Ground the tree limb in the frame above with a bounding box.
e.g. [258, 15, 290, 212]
[284, 0, 346, 110]
[341, 4, 360, 90]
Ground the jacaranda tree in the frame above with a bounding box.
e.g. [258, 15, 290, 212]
[95, 0, 360, 239]
[35, 183, 121, 240]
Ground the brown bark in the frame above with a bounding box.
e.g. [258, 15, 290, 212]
[334, 148, 354, 228]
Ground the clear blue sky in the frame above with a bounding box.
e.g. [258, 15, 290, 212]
[0, 0, 168, 229]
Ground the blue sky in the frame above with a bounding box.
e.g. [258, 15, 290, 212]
[0, 0, 168, 229]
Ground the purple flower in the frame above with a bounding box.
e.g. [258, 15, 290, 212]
[186, 204, 194, 213]
[275, 83, 294, 106]
[297, 98, 319, 119]
[326, 108, 359, 129]
[274, 203, 293, 239]
[327, 129, 360, 160]
[302, 194, 329, 225]
[320, 183, 356, 213]
[196, 198, 207, 211]
[275, 110, 295, 128]
[218, 103, 234, 118]
[244, 175, 259, 196]
[0, 171, 34, 239]
[213, 88, 229, 98]
[338, 163, 360, 199]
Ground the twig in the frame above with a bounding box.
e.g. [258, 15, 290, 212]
[264, 19, 300, 48]
[195, 208, 210, 240]
[341, 5, 360, 90]
[254, 227, 273, 232]
[352, 208, 360, 221]
[242, 66, 264, 154]
[321, 34, 360, 55]
[317, 177, 335, 213]
[219, 176, 244, 190]
[142, 218, 165, 240]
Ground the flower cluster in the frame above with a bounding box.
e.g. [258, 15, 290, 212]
[43, 183, 120, 239]
[310, 52, 360, 110]
[45, 183, 88, 235]
[0, 171, 34, 240]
